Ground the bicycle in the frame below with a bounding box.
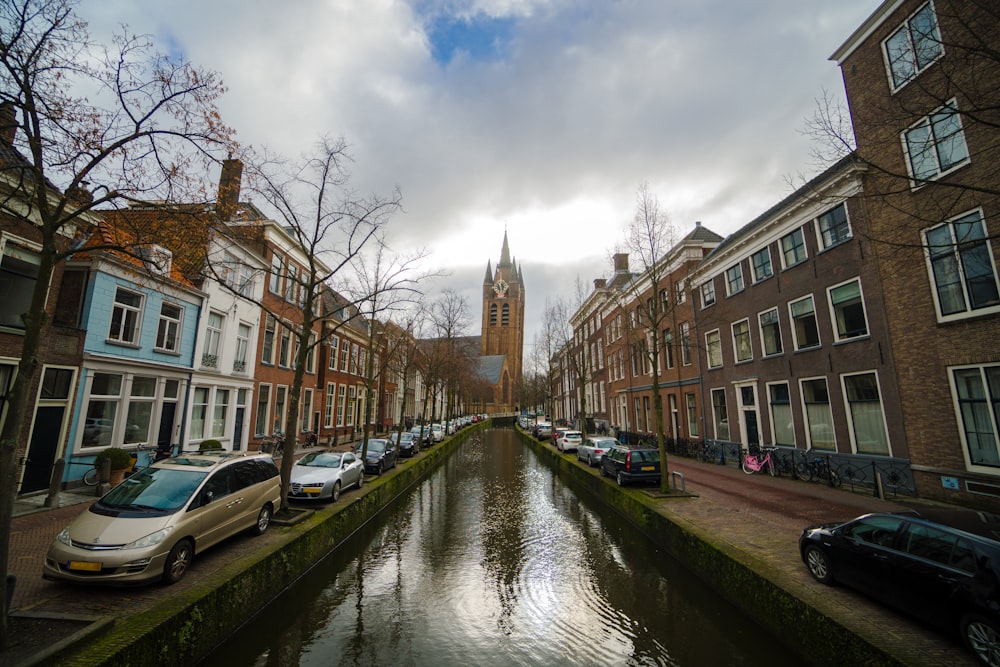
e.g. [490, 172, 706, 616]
[81, 443, 165, 485]
[741, 445, 776, 476]
[800, 452, 842, 487]
[260, 432, 285, 458]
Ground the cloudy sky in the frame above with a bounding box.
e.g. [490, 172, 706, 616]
[78, 0, 879, 353]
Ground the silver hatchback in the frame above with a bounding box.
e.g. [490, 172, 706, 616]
[44, 451, 280, 585]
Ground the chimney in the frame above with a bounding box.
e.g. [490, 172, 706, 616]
[594, 278, 607, 290]
[0, 103, 16, 144]
[216, 158, 243, 221]
[613, 253, 629, 273]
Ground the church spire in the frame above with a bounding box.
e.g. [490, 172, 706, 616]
[484, 260, 493, 284]
[499, 230, 511, 267]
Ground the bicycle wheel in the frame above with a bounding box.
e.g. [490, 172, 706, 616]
[793, 460, 812, 482]
[83, 467, 99, 486]
[741, 456, 756, 474]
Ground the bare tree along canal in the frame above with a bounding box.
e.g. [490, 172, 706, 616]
[204, 429, 802, 666]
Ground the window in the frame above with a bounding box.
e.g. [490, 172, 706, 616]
[155, 302, 182, 352]
[278, 325, 291, 368]
[675, 279, 686, 304]
[202, 311, 223, 368]
[904, 102, 969, 183]
[234, 323, 251, 372]
[189, 387, 209, 439]
[818, 203, 852, 249]
[686, 393, 698, 437]
[883, 1, 942, 90]
[680, 322, 691, 366]
[109, 288, 143, 345]
[701, 280, 716, 307]
[759, 308, 783, 356]
[732, 319, 752, 363]
[261, 315, 276, 365]
[925, 211, 1000, 319]
[213, 389, 229, 438]
[711, 388, 729, 441]
[337, 385, 347, 426]
[751, 247, 772, 282]
[255, 384, 271, 436]
[0, 237, 41, 329]
[829, 279, 869, 341]
[790, 295, 820, 350]
[663, 329, 674, 369]
[843, 372, 889, 455]
[780, 229, 807, 268]
[347, 386, 356, 427]
[489, 303, 497, 326]
[768, 383, 794, 446]
[340, 339, 350, 372]
[306, 332, 317, 373]
[706, 330, 722, 368]
[325, 383, 336, 428]
[801, 378, 835, 450]
[952, 365, 1000, 468]
[284, 265, 297, 302]
[273, 386, 287, 434]
[124, 376, 156, 444]
[82, 372, 122, 447]
[351, 343, 360, 375]
[300, 388, 313, 431]
[502, 303, 510, 326]
[725, 264, 744, 295]
[269, 253, 283, 294]
[328, 336, 339, 370]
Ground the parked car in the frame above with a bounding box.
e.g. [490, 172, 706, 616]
[289, 450, 364, 501]
[599, 443, 661, 486]
[389, 431, 419, 457]
[533, 422, 552, 440]
[410, 425, 431, 446]
[430, 423, 445, 443]
[799, 509, 1000, 666]
[44, 451, 280, 585]
[577, 436, 617, 467]
[356, 438, 397, 475]
[555, 430, 583, 452]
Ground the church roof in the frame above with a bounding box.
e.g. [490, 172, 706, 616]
[499, 230, 511, 267]
[478, 355, 506, 384]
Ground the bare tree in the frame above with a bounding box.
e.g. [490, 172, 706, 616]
[611, 182, 682, 491]
[0, 0, 233, 644]
[430, 289, 471, 422]
[240, 137, 402, 511]
[545, 278, 596, 432]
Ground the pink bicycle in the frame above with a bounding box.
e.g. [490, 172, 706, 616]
[741, 445, 777, 476]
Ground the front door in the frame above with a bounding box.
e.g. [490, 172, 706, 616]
[157, 402, 176, 454]
[21, 405, 64, 493]
[737, 383, 760, 447]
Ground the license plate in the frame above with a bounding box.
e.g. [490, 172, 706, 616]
[641, 466, 655, 472]
[68, 560, 102, 572]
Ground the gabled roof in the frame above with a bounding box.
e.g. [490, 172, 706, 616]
[478, 355, 506, 384]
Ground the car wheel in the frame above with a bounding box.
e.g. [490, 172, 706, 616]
[616, 472, 626, 487]
[961, 613, 1000, 666]
[252, 504, 272, 536]
[357, 473, 364, 489]
[588, 455, 595, 467]
[600, 464, 608, 478]
[804, 545, 835, 584]
[377, 463, 383, 476]
[163, 539, 194, 584]
[331, 481, 341, 502]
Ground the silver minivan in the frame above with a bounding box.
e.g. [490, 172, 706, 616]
[44, 451, 280, 585]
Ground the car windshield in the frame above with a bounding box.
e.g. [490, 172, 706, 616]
[298, 452, 342, 468]
[367, 440, 387, 453]
[96, 467, 209, 512]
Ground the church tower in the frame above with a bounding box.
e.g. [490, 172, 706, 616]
[481, 232, 525, 403]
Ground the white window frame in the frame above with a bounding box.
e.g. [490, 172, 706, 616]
[767, 381, 795, 446]
[758, 307, 783, 357]
[732, 318, 753, 363]
[700, 279, 716, 308]
[725, 264, 745, 296]
[325, 382, 336, 428]
[108, 287, 144, 345]
[155, 301, 183, 353]
[750, 247, 773, 283]
[706, 329, 722, 369]
[950, 364, 1000, 472]
[234, 322, 251, 373]
[780, 228, 808, 269]
[0, 234, 43, 331]
[841, 371, 891, 456]
[817, 202, 852, 250]
[882, 1, 943, 92]
[923, 209, 1000, 322]
[255, 383, 271, 436]
[800, 376, 835, 450]
[902, 100, 970, 186]
[789, 295, 821, 351]
[827, 278, 869, 343]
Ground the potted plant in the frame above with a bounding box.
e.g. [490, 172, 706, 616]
[93, 446, 134, 486]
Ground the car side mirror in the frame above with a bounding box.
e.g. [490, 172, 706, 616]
[203, 490, 215, 505]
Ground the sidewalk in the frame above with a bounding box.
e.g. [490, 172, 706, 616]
[4, 444, 981, 666]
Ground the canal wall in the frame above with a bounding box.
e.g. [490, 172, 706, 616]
[63, 425, 483, 667]
[514, 428, 904, 667]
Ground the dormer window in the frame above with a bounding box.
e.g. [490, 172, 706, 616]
[140, 245, 172, 276]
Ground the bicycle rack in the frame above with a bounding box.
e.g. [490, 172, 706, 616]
[671, 471, 686, 493]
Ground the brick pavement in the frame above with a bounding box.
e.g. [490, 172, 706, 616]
[4, 447, 983, 666]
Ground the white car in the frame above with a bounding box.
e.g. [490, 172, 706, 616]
[556, 430, 583, 452]
[430, 423, 445, 442]
[577, 436, 618, 466]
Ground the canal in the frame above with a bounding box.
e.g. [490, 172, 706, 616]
[204, 429, 803, 666]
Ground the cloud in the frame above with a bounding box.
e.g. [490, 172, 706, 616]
[77, 0, 879, 350]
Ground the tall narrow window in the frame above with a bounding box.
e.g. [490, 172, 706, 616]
[340, 339, 350, 372]
[234, 323, 251, 372]
[843, 373, 889, 455]
[502, 303, 510, 326]
[273, 386, 287, 434]
[337, 385, 347, 426]
[0, 239, 41, 329]
[751, 247, 773, 282]
[952, 366, 1000, 468]
[801, 378, 835, 450]
[732, 319, 752, 363]
[325, 383, 336, 428]
[203, 311, 223, 367]
[925, 211, 1000, 319]
[269, 253, 283, 294]
[328, 336, 339, 370]
[109, 288, 143, 344]
[686, 393, 699, 437]
[212, 389, 229, 438]
[189, 387, 209, 439]
[262, 315, 276, 364]
[711, 388, 729, 441]
[768, 383, 794, 446]
[680, 322, 691, 366]
[759, 308, 782, 356]
[706, 330, 722, 368]
[829, 279, 869, 341]
[279, 325, 291, 368]
[156, 303, 182, 352]
[489, 303, 497, 326]
[790, 296, 820, 350]
[255, 384, 271, 436]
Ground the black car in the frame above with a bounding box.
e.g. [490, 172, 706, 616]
[389, 431, 419, 458]
[799, 509, 1000, 666]
[599, 443, 661, 486]
[355, 438, 398, 475]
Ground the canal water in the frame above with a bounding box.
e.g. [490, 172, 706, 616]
[204, 429, 802, 666]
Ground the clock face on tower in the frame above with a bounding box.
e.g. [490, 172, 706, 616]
[493, 279, 509, 298]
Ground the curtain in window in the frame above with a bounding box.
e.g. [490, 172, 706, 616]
[845, 374, 889, 455]
[955, 368, 1000, 467]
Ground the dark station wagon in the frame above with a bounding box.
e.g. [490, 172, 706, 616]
[599, 443, 661, 486]
[799, 508, 1000, 666]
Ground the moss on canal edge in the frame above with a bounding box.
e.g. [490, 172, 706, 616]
[515, 429, 906, 667]
[56, 423, 485, 667]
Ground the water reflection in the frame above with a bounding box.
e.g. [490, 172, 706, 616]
[203, 430, 801, 666]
